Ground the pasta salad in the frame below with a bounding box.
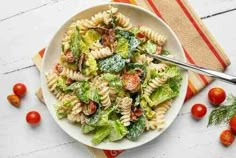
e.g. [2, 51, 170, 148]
[45, 5, 182, 145]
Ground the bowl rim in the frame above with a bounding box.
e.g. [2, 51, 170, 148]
[41, 2, 188, 150]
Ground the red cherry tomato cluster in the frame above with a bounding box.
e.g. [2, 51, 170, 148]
[7, 83, 41, 125]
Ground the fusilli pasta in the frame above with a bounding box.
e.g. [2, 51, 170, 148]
[115, 12, 132, 30]
[91, 47, 113, 59]
[140, 26, 167, 46]
[144, 76, 168, 96]
[135, 54, 153, 65]
[60, 66, 87, 81]
[117, 97, 132, 126]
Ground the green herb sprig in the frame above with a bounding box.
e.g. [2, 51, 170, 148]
[208, 95, 236, 126]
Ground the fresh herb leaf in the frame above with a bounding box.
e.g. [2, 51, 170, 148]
[208, 95, 236, 126]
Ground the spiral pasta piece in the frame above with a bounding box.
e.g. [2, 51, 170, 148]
[115, 12, 132, 30]
[135, 54, 153, 65]
[90, 40, 103, 50]
[60, 67, 87, 81]
[45, 72, 66, 101]
[91, 47, 113, 59]
[67, 102, 84, 124]
[140, 26, 167, 46]
[146, 119, 158, 130]
[117, 97, 132, 126]
[153, 100, 172, 130]
[144, 76, 168, 96]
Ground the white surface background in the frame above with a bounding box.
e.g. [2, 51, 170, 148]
[0, 0, 236, 158]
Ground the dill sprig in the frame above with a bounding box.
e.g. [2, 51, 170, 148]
[208, 95, 236, 126]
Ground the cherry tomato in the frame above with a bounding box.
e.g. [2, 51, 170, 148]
[136, 32, 145, 39]
[208, 87, 226, 106]
[26, 111, 41, 125]
[7, 94, 21, 107]
[13, 83, 27, 97]
[229, 116, 236, 134]
[220, 130, 235, 146]
[191, 103, 207, 119]
[122, 72, 140, 93]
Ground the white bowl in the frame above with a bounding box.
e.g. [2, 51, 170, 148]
[41, 2, 188, 150]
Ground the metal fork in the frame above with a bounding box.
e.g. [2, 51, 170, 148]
[147, 53, 236, 85]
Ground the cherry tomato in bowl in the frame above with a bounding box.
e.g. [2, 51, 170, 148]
[208, 87, 226, 106]
[26, 111, 41, 125]
[13, 83, 27, 97]
[229, 116, 236, 134]
[191, 103, 207, 119]
[220, 130, 235, 146]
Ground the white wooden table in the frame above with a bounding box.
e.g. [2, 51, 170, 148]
[1, 0, 236, 157]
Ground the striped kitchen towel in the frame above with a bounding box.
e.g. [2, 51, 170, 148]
[32, 0, 231, 157]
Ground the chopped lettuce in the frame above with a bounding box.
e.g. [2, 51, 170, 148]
[99, 54, 126, 73]
[55, 101, 73, 119]
[63, 82, 79, 92]
[142, 40, 157, 54]
[81, 124, 95, 134]
[109, 120, 128, 141]
[161, 49, 171, 55]
[85, 108, 101, 126]
[126, 115, 146, 141]
[56, 77, 68, 92]
[75, 81, 90, 103]
[84, 54, 98, 76]
[129, 36, 140, 51]
[83, 29, 101, 47]
[115, 37, 129, 58]
[92, 126, 111, 145]
[69, 27, 82, 61]
[115, 29, 134, 39]
[102, 73, 123, 89]
[130, 27, 139, 35]
[143, 66, 159, 87]
[140, 99, 156, 119]
[61, 61, 78, 71]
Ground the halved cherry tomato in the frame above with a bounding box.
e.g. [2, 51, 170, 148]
[7, 94, 21, 107]
[191, 103, 207, 119]
[208, 87, 226, 106]
[220, 130, 235, 146]
[26, 111, 41, 125]
[229, 116, 236, 134]
[136, 32, 145, 39]
[13, 83, 27, 97]
[122, 72, 140, 93]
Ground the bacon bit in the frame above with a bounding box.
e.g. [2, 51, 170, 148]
[122, 71, 141, 93]
[136, 32, 145, 39]
[156, 46, 162, 55]
[66, 78, 74, 85]
[83, 101, 97, 116]
[54, 63, 63, 74]
[134, 108, 143, 117]
[78, 54, 85, 72]
[130, 112, 138, 122]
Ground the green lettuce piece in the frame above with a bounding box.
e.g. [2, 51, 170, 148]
[162, 65, 181, 79]
[102, 73, 123, 89]
[142, 40, 157, 54]
[69, 27, 82, 61]
[81, 124, 95, 134]
[126, 115, 146, 141]
[64, 82, 79, 92]
[129, 36, 140, 51]
[92, 126, 111, 145]
[89, 86, 100, 104]
[99, 54, 126, 73]
[115, 29, 134, 39]
[75, 81, 90, 104]
[79, 39, 89, 53]
[84, 54, 98, 76]
[143, 66, 159, 87]
[61, 61, 78, 71]
[56, 77, 68, 92]
[115, 37, 129, 58]
[109, 120, 128, 141]
[55, 101, 73, 119]
[140, 99, 156, 119]
[85, 109, 101, 126]
[130, 27, 139, 35]
[83, 29, 101, 47]
[161, 49, 171, 55]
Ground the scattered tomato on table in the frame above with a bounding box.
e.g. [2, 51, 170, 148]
[229, 116, 236, 134]
[208, 87, 226, 106]
[191, 103, 207, 119]
[220, 130, 235, 146]
[26, 111, 41, 125]
[7, 94, 21, 107]
[13, 83, 27, 97]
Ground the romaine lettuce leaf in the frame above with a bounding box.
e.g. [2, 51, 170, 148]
[56, 77, 68, 92]
[83, 29, 101, 47]
[55, 101, 73, 119]
[102, 73, 123, 90]
[92, 126, 111, 145]
[84, 54, 98, 76]
[109, 120, 128, 141]
[99, 54, 126, 73]
[140, 99, 156, 119]
[115, 37, 129, 58]
[75, 80, 90, 104]
[69, 27, 81, 60]
[81, 124, 95, 134]
[142, 40, 156, 54]
[126, 115, 146, 141]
